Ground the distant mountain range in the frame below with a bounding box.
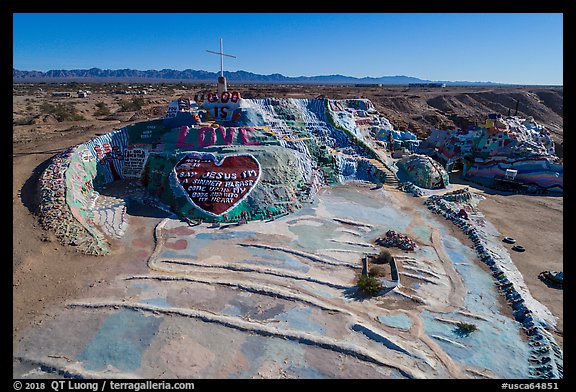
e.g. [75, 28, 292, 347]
[13, 67, 509, 86]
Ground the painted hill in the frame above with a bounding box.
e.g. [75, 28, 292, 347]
[36, 93, 393, 255]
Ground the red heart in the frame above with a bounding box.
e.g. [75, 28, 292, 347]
[174, 153, 261, 217]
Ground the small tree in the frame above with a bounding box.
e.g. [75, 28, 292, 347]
[357, 275, 382, 296]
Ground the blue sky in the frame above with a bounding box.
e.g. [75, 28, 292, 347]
[13, 13, 563, 85]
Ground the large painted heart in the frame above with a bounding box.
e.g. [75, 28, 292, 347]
[173, 153, 261, 217]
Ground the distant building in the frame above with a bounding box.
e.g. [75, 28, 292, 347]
[408, 83, 447, 88]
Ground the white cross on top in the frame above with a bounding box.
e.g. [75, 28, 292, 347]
[206, 38, 236, 77]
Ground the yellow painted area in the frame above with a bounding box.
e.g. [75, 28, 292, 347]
[197, 122, 272, 132]
[326, 146, 390, 174]
[287, 137, 313, 141]
[263, 127, 311, 142]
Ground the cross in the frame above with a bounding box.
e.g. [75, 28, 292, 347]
[206, 38, 236, 77]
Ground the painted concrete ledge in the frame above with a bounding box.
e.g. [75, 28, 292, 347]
[66, 301, 428, 379]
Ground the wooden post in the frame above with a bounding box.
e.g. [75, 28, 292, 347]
[362, 255, 369, 276]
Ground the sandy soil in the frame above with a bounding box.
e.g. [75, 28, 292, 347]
[13, 84, 563, 359]
[463, 182, 563, 347]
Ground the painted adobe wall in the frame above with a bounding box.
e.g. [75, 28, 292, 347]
[38, 146, 110, 255]
[419, 116, 562, 191]
[466, 156, 563, 191]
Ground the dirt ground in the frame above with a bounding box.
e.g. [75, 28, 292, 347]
[13, 84, 563, 355]
[432, 175, 563, 348]
[469, 183, 563, 346]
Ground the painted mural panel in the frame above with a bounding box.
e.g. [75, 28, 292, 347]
[467, 157, 563, 191]
[65, 146, 98, 227]
[172, 153, 261, 217]
[83, 128, 129, 185]
[122, 148, 149, 179]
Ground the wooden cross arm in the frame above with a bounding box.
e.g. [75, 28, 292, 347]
[206, 50, 236, 58]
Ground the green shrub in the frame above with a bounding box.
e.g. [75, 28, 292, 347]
[94, 101, 111, 116]
[118, 96, 145, 112]
[455, 322, 477, 336]
[39, 102, 84, 122]
[357, 274, 382, 295]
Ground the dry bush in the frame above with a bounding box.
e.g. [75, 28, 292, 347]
[369, 265, 387, 278]
[39, 102, 84, 122]
[94, 101, 111, 116]
[373, 249, 393, 264]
